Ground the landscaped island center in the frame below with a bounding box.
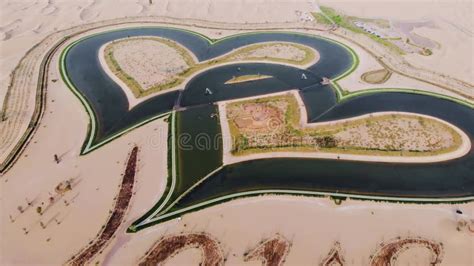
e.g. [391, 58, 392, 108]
[224, 93, 466, 158]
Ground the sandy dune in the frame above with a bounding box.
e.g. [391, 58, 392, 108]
[0, 0, 313, 108]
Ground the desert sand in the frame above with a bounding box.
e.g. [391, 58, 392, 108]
[319, 0, 473, 84]
[0, 0, 315, 107]
[1, 0, 473, 265]
[95, 197, 474, 265]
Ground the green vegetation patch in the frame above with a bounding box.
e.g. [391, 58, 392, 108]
[224, 74, 273, 85]
[319, 6, 405, 55]
[311, 12, 332, 25]
[361, 69, 392, 84]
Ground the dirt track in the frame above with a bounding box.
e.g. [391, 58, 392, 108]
[68, 146, 139, 265]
